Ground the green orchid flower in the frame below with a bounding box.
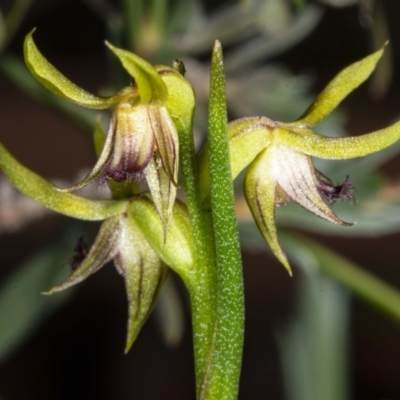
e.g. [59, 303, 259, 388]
[23, 30, 185, 234]
[199, 43, 400, 275]
[0, 141, 193, 351]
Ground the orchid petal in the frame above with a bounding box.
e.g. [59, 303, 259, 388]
[0, 142, 128, 220]
[276, 121, 400, 159]
[58, 112, 118, 192]
[113, 215, 168, 352]
[24, 31, 123, 109]
[244, 148, 292, 275]
[105, 41, 168, 105]
[297, 44, 386, 126]
[43, 217, 121, 294]
[150, 105, 179, 185]
[105, 105, 155, 178]
[273, 145, 352, 226]
[145, 157, 177, 238]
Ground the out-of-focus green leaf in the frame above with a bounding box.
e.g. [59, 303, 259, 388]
[0, 0, 32, 52]
[225, 4, 324, 73]
[0, 8, 5, 52]
[282, 233, 400, 322]
[153, 275, 185, 348]
[278, 271, 350, 400]
[0, 224, 89, 364]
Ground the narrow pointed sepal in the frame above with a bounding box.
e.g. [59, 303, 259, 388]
[57, 113, 119, 192]
[105, 41, 168, 104]
[297, 43, 387, 126]
[24, 30, 123, 109]
[277, 121, 400, 160]
[113, 214, 168, 352]
[244, 149, 292, 275]
[43, 217, 121, 294]
[0, 142, 128, 220]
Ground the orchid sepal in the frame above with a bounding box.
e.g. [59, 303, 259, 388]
[24, 30, 125, 109]
[105, 41, 168, 105]
[297, 42, 387, 126]
[0, 142, 129, 220]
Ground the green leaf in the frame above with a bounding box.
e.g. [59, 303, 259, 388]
[297, 44, 386, 126]
[279, 271, 350, 400]
[0, 142, 128, 220]
[283, 233, 400, 322]
[204, 40, 244, 400]
[105, 41, 168, 104]
[0, 0, 32, 52]
[24, 31, 122, 109]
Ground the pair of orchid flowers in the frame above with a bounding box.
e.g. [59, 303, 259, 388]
[1, 31, 400, 350]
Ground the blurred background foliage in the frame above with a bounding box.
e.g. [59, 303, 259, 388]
[0, 0, 400, 399]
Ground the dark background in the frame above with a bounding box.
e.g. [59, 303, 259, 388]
[1, 1, 400, 399]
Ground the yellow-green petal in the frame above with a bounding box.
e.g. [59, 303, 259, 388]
[113, 214, 168, 352]
[296, 44, 386, 126]
[24, 31, 122, 109]
[244, 148, 292, 275]
[148, 105, 179, 185]
[43, 217, 121, 294]
[0, 142, 128, 220]
[145, 157, 177, 239]
[276, 121, 400, 160]
[58, 112, 118, 193]
[105, 41, 168, 105]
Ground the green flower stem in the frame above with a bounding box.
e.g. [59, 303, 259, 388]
[171, 65, 218, 398]
[202, 40, 244, 399]
[284, 233, 400, 321]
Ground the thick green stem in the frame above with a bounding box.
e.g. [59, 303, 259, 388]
[172, 83, 218, 397]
